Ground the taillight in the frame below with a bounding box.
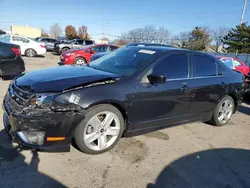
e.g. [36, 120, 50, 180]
[11, 47, 21, 55]
[40, 45, 45, 48]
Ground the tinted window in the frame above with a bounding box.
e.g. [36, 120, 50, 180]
[75, 40, 84, 45]
[151, 54, 188, 79]
[219, 58, 234, 69]
[41, 38, 47, 42]
[85, 40, 94, 45]
[12, 36, 29, 43]
[93, 46, 107, 52]
[233, 60, 242, 67]
[193, 55, 216, 77]
[108, 46, 118, 51]
[0, 35, 10, 43]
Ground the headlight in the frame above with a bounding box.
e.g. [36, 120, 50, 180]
[30, 94, 55, 106]
[65, 53, 75, 56]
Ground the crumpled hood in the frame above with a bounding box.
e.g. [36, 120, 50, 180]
[15, 65, 120, 92]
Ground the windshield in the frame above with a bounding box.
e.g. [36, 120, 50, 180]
[89, 47, 160, 76]
[219, 58, 234, 69]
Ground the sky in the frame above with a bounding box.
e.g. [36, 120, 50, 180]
[0, 0, 249, 39]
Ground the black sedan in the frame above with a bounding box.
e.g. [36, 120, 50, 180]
[0, 42, 25, 77]
[3, 46, 244, 154]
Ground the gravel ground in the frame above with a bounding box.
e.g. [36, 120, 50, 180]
[1, 52, 250, 188]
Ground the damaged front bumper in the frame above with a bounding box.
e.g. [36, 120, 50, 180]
[3, 92, 85, 152]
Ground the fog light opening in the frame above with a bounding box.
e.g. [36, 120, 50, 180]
[17, 131, 45, 145]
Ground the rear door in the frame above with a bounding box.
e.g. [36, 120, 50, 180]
[188, 54, 227, 116]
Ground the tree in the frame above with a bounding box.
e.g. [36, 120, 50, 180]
[65, 25, 78, 40]
[155, 27, 169, 44]
[50, 23, 62, 38]
[41, 28, 49, 37]
[78, 25, 90, 39]
[222, 23, 250, 53]
[113, 38, 129, 45]
[211, 27, 229, 52]
[119, 25, 169, 43]
[175, 32, 189, 48]
[100, 37, 110, 41]
[186, 27, 211, 51]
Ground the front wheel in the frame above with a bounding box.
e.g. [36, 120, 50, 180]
[74, 104, 124, 154]
[74, 57, 87, 65]
[210, 95, 234, 126]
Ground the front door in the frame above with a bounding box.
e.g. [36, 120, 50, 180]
[72, 39, 84, 49]
[188, 54, 227, 116]
[133, 52, 192, 130]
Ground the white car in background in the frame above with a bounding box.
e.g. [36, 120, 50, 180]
[0, 34, 46, 57]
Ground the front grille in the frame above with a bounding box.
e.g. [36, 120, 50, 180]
[4, 92, 23, 113]
[8, 82, 33, 105]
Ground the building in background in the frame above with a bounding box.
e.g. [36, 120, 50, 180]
[11, 25, 41, 38]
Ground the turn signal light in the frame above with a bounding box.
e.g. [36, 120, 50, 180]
[46, 137, 65, 141]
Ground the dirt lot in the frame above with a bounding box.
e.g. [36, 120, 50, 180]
[1, 52, 250, 188]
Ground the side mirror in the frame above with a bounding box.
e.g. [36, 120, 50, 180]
[89, 50, 94, 54]
[147, 74, 166, 84]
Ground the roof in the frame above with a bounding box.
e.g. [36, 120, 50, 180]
[126, 45, 191, 53]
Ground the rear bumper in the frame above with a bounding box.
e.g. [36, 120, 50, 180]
[0, 56, 25, 76]
[36, 48, 46, 55]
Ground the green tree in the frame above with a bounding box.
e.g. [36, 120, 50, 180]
[222, 23, 250, 53]
[187, 27, 211, 51]
[65, 25, 77, 40]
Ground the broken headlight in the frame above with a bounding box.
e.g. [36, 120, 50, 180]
[30, 94, 55, 106]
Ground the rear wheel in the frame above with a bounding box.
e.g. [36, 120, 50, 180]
[25, 49, 36, 57]
[74, 104, 124, 154]
[74, 57, 87, 65]
[210, 95, 234, 126]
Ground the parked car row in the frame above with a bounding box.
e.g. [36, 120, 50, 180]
[217, 56, 250, 94]
[0, 34, 46, 57]
[2, 44, 245, 155]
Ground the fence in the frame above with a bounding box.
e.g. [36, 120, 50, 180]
[207, 52, 250, 66]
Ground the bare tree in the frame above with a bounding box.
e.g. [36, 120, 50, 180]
[78, 25, 90, 39]
[175, 32, 189, 48]
[156, 27, 169, 44]
[50, 23, 62, 38]
[211, 27, 229, 52]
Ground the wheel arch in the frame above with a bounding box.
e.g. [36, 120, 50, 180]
[227, 93, 238, 113]
[87, 100, 130, 131]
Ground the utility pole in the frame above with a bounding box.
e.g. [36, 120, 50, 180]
[240, 0, 248, 24]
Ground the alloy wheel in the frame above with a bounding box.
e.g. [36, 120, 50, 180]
[83, 111, 120, 151]
[76, 59, 86, 65]
[218, 99, 234, 124]
[27, 49, 35, 57]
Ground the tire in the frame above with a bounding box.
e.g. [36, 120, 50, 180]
[210, 95, 234, 126]
[60, 48, 69, 54]
[74, 57, 87, 65]
[25, 49, 36, 57]
[74, 104, 124, 154]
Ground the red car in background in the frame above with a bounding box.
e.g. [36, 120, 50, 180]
[59, 44, 119, 65]
[217, 56, 249, 75]
[217, 56, 250, 94]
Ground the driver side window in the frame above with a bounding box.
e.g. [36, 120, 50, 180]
[150, 54, 189, 80]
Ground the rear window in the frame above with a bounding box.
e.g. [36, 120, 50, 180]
[193, 55, 217, 77]
[85, 40, 94, 45]
[219, 58, 234, 69]
[0, 35, 10, 43]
